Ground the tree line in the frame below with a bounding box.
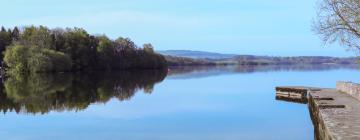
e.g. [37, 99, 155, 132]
[0, 26, 167, 73]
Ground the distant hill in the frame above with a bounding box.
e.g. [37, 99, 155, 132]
[157, 50, 236, 59]
[157, 50, 359, 66]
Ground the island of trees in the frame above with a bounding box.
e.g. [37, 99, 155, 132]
[0, 26, 167, 73]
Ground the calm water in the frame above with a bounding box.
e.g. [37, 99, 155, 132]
[0, 65, 360, 140]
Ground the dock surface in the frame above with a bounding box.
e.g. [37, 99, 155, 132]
[310, 89, 360, 140]
[276, 84, 360, 140]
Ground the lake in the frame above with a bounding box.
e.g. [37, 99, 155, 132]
[0, 65, 359, 140]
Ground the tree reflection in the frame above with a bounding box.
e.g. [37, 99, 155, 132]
[0, 70, 167, 114]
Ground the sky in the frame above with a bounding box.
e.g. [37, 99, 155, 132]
[0, 0, 356, 56]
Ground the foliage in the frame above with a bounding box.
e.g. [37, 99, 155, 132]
[28, 47, 72, 72]
[0, 26, 167, 73]
[96, 35, 115, 70]
[4, 45, 72, 73]
[19, 26, 54, 49]
[3, 45, 30, 73]
[0, 27, 12, 58]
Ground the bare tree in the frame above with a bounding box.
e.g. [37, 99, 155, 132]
[314, 0, 360, 53]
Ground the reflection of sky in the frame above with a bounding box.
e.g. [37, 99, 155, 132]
[1, 0, 355, 56]
[1, 69, 360, 140]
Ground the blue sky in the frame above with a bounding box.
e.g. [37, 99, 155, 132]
[0, 0, 355, 56]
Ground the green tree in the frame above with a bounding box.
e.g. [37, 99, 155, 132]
[62, 28, 94, 70]
[11, 27, 20, 41]
[0, 27, 12, 59]
[0, 27, 11, 50]
[20, 26, 54, 49]
[27, 47, 72, 72]
[1, 25, 167, 73]
[143, 43, 154, 53]
[4, 45, 71, 73]
[4, 45, 30, 73]
[96, 35, 115, 70]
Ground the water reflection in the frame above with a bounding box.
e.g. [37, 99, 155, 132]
[275, 87, 310, 104]
[167, 64, 357, 79]
[0, 64, 356, 115]
[1, 65, 359, 140]
[275, 94, 308, 104]
[0, 70, 167, 114]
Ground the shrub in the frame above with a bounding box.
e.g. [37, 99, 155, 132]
[4, 45, 30, 73]
[4, 45, 72, 73]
